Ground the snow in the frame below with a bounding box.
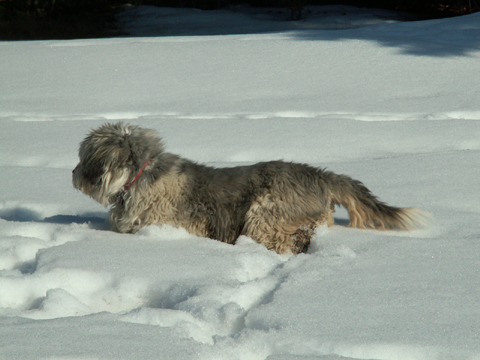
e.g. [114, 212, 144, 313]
[1, 6, 480, 360]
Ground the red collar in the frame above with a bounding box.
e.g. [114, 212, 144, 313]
[124, 161, 150, 191]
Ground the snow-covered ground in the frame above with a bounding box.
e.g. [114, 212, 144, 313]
[1, 6, 480, 360]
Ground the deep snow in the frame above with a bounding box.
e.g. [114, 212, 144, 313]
[0, 6, 479, 360]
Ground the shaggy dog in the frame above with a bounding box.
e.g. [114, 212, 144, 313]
[72, 122, 429, 254]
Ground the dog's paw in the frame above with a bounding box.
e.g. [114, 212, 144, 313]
[291, 224, 316, 254]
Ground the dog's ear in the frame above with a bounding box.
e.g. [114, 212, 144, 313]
[117, 134, 135, 167]
[127, 127, 164, 170]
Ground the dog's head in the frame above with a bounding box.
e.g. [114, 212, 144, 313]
[72, 122, 163, 206]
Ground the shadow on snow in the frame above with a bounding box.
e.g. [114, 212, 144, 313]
[0, 206, 108, 230]
[290, 14, 480, 57]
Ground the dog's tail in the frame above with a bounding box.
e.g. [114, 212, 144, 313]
[324, 171, 430, 230]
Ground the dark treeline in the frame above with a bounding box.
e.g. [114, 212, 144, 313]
[0, 0, 116, 39]
[1, 0, 479, 40]
[130, 0, 479, 16]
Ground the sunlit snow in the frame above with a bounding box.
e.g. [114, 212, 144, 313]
[1, 6, 479, 360]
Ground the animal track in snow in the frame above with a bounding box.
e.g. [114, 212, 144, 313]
[0, 204, 360, 348]
[120, 238, 291, 343]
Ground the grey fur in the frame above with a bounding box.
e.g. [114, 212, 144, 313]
[73, 122, 430, 254]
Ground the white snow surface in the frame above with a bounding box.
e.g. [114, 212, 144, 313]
[1, 6, 480, 360]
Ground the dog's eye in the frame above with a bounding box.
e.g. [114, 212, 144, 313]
[83, 165, 103, 185]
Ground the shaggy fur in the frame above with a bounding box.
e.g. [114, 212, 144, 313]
[73, 122, 430, 254]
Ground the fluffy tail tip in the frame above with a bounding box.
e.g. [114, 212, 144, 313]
[397, 208, 433, 230]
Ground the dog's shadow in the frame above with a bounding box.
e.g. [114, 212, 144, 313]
[0, 206, 109, 230]
[333, 218, 349, 226]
